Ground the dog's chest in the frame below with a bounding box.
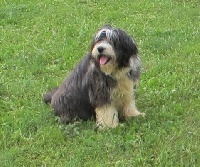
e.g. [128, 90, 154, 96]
[111, 75, 133, 109]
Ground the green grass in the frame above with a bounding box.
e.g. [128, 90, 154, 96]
[0, 0, 199, 166]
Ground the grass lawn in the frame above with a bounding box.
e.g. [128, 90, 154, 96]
[0, 0, 199, 166]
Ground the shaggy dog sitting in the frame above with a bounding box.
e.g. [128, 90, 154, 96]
[43, 25, 144, 129]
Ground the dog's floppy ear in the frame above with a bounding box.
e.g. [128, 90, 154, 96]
[116, 29, 138, 68]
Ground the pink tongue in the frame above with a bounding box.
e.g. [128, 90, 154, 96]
[99, 56, 108, 65]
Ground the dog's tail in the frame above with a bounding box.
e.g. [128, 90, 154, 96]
[43, 87, 59, 104]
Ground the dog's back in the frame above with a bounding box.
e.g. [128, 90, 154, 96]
[43, 55, 96, 123]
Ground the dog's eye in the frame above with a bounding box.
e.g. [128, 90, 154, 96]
[95, 36, 105, 43]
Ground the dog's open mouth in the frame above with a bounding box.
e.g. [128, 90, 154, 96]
[98, 55, 111, 65]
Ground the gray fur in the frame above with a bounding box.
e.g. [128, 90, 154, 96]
[43, 25, 141, 124]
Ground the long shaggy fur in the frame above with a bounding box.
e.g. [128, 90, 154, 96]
[43, 25, 143, 128]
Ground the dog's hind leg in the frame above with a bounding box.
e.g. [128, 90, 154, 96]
[95, 105, 119, 129]
[43, 87, 59, 104]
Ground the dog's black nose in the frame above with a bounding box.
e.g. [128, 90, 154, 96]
[97, 46, 104, 53]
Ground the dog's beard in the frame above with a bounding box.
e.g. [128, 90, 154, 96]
[91, 41, 116, 75]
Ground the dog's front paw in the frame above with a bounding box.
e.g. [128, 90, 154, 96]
[123, 100, 144, 118]
[140, 112, 146, 117]
[95, 105, 119, 129]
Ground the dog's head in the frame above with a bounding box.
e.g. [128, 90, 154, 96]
[91, 25, 139, 75]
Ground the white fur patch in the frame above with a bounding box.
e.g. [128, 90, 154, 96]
[95, 28, 118, 42]
[129, 56, 141, 72]
[91, 41, 116, 75]
[96, 105, 119, 128]
[91, 41, 115, 59]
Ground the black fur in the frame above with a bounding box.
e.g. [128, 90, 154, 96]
[43, 25, 140, 124]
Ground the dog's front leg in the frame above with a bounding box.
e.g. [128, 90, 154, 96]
[95, 105, 119, 129]
[123, 100, 145, 118]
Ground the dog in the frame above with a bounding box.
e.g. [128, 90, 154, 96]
[43, 25, 144, 129]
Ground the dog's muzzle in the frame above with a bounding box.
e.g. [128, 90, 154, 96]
[92, 41, 116, 66]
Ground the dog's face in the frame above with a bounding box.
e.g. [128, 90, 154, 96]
[91, 25, 138, 75]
